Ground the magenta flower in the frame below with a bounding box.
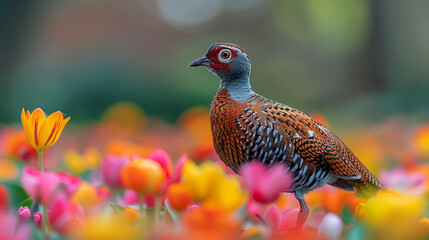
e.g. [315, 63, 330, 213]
[0, 211, 30, 240]
[147, 149, 173, 178]
[56, 172, 81, 195]
[118, 190, 156, 208]
[21, 167, 81, 206]
[123, 189, 140, 205]
[33, 212, 42, 229]
[167, 154, 189, 185]
[48, 193, 85, 236]
[18, 206, 32, 222]
[100, 154, 128, 188]
[264, 204, 298, 231]
[239, 161, 292, 203]
[246, 200, 298, 231]
[21, 167, 59, 205]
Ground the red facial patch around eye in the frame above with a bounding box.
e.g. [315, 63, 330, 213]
[207, 47, 237, 71]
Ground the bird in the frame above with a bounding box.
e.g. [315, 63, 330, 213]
[189, 42, 383, 230]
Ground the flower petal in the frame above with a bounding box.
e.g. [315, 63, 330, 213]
[148, 149, 173, 178]
[27, 108, 47, 150]
[50, 116, 70, 148]
[20, 167, 41, 199]
[264, 204, 282, 230]
[39, 111, 63, 150]
[21, 109, 35, 149]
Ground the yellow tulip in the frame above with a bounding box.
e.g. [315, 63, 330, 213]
[71, 182, 104, 209]
[21, 108, 70, 152]
[182, 161, 246, 211]
[182, 161, 224, 200]
[205, 175, 246, 211]
[365, 189, 424, 240]
[63, 148, 101, 174]
[78, 214, 144, 240]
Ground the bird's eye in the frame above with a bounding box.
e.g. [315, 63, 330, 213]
[218, 49, 232, 62]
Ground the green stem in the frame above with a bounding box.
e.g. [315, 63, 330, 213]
[42, 205, 51, 240]
[37, 150, 51, 239]
[154, 197, 161, 230]
[164, 200, 179, 227]
[139, 194, 147, 233]
[37, 150, 45, 173]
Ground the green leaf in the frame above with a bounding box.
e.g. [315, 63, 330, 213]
[109, 202, 125, 216]
[17, 197, 33, 210]
[347, 224, 364, 240]
[341, 207, 356, 225]
[0, 181, 29, 208]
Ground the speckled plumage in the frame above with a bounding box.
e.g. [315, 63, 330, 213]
[210, 88, 383, 193]
[190, 42, 383, 229]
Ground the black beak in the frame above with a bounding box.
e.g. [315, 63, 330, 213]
[189, 56, 210, 67]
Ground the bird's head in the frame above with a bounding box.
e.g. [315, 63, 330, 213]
[189, 42, 251, 81]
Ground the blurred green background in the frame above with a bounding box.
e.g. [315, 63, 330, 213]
[1, 0, 428, 127]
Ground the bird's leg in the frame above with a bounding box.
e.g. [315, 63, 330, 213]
[294, 192, 309, 231]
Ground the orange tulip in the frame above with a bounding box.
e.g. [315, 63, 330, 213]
[183, 205, 242, 240]
[124, 207, 141, 225]
[120, 159, 165, 195]
[21, 108, 70, 152]
[166, 183, 193, 211]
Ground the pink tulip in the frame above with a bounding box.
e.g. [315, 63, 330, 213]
[37, 172, 61, 205]
[56, 172, 81, 195]
[123, 189, 140, 205]
[147, 149, 173, 178]
[264, 204, 282, 230]
[18, 206, 31, 222]
[246, 200, 298, 231]
[20, 167, 40, 198]
[169, 154, 188, 184]
[160, 154, 189, 194]
[33, 212, 42, 229]
[21, 167, 81, 206]
[118, 190, 156, 208]
[380, 168, 426, 195]
[239, 161, 292, 203]
[101, 154, 128, 188]
[21, 167, 59, 205]
[49, 193, 85, 236]
[0, 211, 30, 240]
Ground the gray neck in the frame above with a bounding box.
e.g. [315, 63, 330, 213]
[219, 75, 255, 102]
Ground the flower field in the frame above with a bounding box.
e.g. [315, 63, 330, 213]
[0, 102, 428, 240]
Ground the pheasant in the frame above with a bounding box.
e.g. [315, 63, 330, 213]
[189, 42, 383, 229]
